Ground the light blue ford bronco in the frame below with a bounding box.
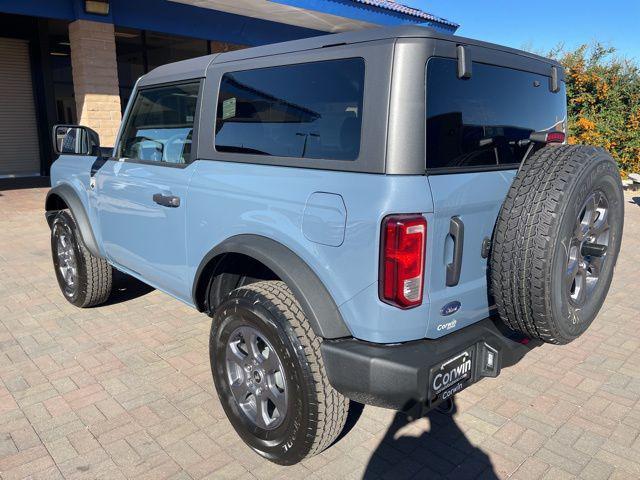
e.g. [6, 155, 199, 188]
[46, 26, 624, 464]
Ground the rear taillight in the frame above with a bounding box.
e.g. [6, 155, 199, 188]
[529, 131, 566, 144]
[546, 131, 565, 143]
[380, 214, 427, 309]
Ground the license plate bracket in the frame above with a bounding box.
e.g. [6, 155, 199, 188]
[428, 347, 475, 405]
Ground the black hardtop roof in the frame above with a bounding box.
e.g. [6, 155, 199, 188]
[138, 25, 561, 86]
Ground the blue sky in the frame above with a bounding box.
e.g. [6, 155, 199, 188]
[406, 0, 640, 61]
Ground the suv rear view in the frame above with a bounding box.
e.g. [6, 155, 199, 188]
[46, 26, 623, 465]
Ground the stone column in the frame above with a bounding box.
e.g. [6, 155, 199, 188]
[69, 20, 122, 147]
[210, 40, 247, 53]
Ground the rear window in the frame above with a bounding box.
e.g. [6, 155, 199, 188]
[426, 58, 566, 170]
[215, 58, 365, 161]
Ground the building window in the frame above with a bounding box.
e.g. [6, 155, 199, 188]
[115, 28, 145, 111]
[48, 19, 76, 124]
[145, 31, 208, 71]
[115, 28, 244, 113]
[47, 23, 245, 125]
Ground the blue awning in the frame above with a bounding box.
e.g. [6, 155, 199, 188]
[0, 0, 458, 45]
[350, 0, 458, 29]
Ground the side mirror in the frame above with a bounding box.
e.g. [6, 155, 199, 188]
[52, 125, 101, 156]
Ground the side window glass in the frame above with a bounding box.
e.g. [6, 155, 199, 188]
[215, 58, 365, 161]
[118, 82, 200, 164]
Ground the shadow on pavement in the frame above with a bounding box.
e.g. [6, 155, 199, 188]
[103, 270, 155, 306]
[354, 319, 537, 479]
[335, 401, 366, 446]
[363, 400, 497, 479]
[0, 176, 50, 191]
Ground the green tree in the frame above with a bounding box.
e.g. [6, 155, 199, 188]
[547, 43, 640, 175]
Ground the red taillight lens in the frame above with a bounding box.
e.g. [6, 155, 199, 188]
[380, 214, 427, 309]
[546, 131, 565, 143]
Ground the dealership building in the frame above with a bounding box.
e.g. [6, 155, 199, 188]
[0, 0, 456, 179]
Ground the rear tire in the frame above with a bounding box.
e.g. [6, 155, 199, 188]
[491, 145, 624, 344]
[210, 280, 349, 465]
[51, 210, 112, 308]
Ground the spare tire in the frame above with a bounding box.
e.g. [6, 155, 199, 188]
[491, 145, 624, 344]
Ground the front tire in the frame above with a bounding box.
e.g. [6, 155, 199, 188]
[210, 281, 349, 465]
[51, 210, 112, 308]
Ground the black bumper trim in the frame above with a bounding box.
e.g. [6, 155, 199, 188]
[321, 318, 538, 414]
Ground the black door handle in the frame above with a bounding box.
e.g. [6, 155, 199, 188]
[446, 216, 464, 287]
[153, 193, 180, 208]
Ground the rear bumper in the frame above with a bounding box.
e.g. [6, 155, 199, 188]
[321, 317, 537, 415]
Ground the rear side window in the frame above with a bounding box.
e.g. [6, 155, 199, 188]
[118, 82, 200, 164]
[426, 58, 566, 170]
[215, 58, 365, 161]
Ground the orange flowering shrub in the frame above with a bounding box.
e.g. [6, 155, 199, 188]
[547, 43, 640, 175]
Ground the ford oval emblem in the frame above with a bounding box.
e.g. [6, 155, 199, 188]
[440, 301, 461, 316]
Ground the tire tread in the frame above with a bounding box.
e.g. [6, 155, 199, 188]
[236, 281, 349, 458]
[490, 145, 619, 344]
[53, 210, 112, 308]
[76, 237, 112, 308]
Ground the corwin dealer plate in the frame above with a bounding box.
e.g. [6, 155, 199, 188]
[429, 349, 474, 403]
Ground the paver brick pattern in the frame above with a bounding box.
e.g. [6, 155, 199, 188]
[1, 187, 639, 479]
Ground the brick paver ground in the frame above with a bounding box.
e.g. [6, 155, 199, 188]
[1, 187, 639, 480]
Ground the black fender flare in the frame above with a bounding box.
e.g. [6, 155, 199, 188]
[193, 234, 352, 339]
[45, 184, 102, 258]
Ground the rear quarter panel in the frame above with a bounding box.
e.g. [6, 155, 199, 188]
[186, 160, 435, 343]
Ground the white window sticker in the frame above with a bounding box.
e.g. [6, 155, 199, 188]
[222, 97, 236, 120]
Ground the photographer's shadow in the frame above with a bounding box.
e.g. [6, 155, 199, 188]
[363, 399, 497, 479]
